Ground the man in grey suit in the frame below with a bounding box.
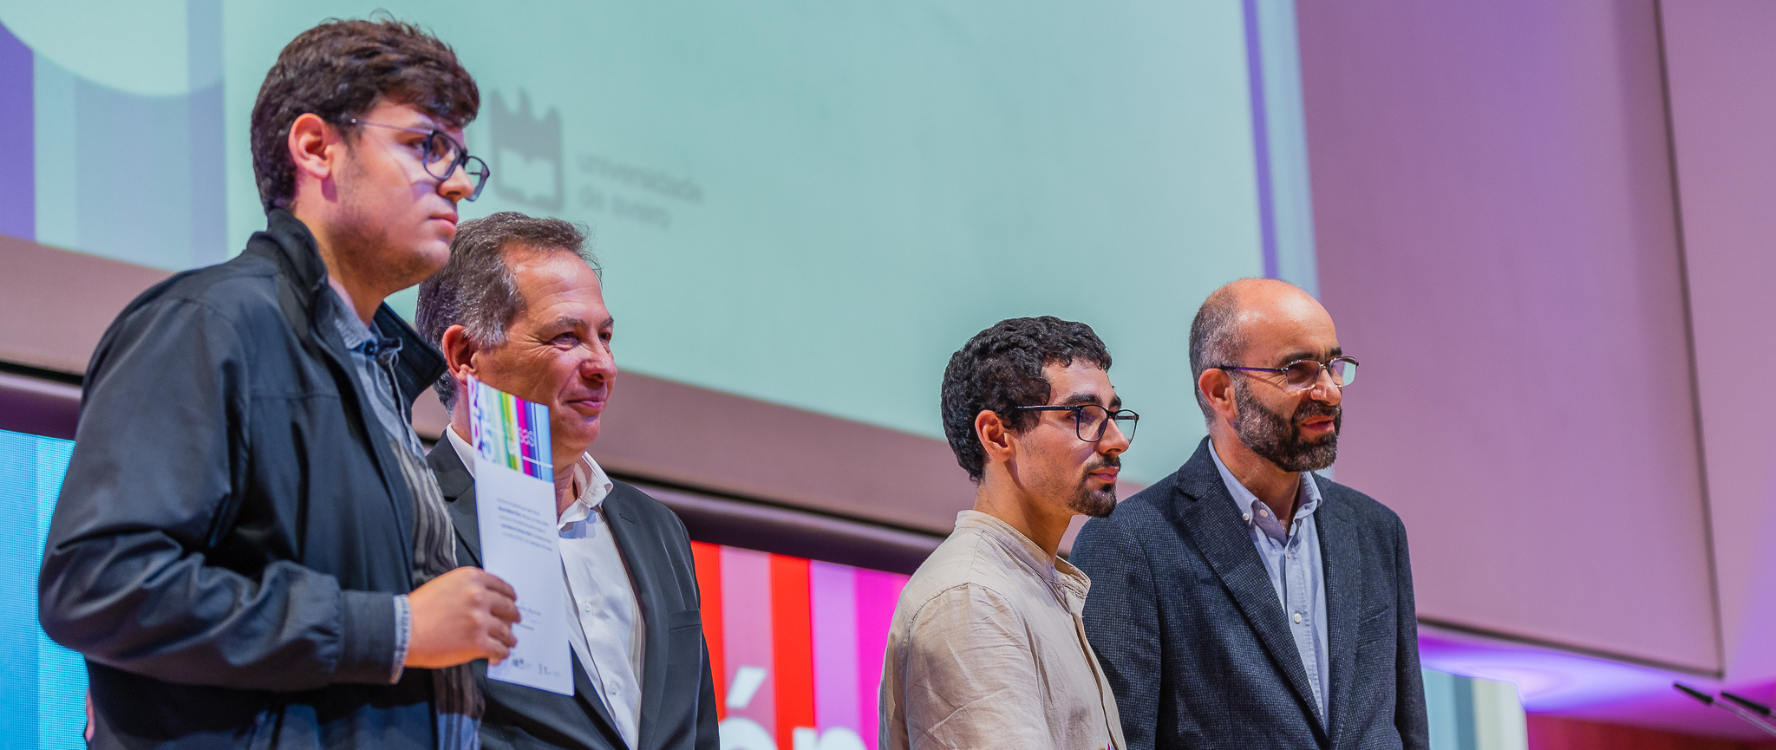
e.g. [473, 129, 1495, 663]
[415, 212, 719, 750]
[1071, 278, 1429, 750]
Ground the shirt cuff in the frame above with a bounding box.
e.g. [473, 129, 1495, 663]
[391, 594, 411, 684]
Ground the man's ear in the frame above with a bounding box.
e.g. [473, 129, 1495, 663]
[439, 324, 479, 387]
[1200, 368, 1238, 423]
[976, 409, 1015, 465]
[286, 113, 339, 203]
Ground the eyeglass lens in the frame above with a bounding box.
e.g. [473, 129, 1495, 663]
[420, 132, 490, 201]
[422, 132, 455, 165]
[1282, 358, 1358, 388]
[1073, 405, 1139, 443]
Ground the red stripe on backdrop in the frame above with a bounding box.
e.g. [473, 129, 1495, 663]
[690, 541, 726, 721]
[772, 555, 815, 749]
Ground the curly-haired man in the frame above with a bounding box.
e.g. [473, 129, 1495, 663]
[41, 18, 509, 749]
[879, 316, 1136, 750]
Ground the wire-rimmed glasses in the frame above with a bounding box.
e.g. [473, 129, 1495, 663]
[1215, 356, 1359, 390]
[345, 118, 491, 201]
[1013, 404, 1139, 443]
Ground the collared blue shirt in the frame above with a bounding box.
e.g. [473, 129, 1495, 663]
[326, 292, 427, 460]
[1209, 441, 1330, 722]
[323, 289, 424, 682]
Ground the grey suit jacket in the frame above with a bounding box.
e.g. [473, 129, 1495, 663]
[426, 443, 720, 750]
[1071, 438, 1429, 750]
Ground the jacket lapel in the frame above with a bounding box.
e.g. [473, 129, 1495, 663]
[424, 440, 482, 567]
[569, 649, 625, 746]
[375, 304, 447, 412]
[1172, 439, 1327, 732]
[604, 486, 669, 750]
[1314, 476, 1360, 744]
[248, 212, 416, 571]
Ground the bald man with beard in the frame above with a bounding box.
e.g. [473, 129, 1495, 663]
[1070, 279, 1429, 750]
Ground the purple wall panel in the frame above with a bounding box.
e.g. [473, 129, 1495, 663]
[0, 22, 32, 241]
[1242, 0, 1279, 278]
[1296, 0, 1718, 671]
[1660, 0, 1776, 684]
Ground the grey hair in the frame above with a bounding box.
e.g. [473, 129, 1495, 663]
[1188, 283, 1248, 419]
[416, 211, 596, 410]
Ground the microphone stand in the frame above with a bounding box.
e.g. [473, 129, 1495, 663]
[1721, 691, 1776, 727]
[1673, 683, 1776, 738]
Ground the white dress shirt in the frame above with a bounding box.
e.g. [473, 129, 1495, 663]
[448, 429, 646, 748]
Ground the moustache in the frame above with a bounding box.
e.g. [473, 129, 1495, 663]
[1293, 402, 1341, 427]
[1085, 455, 1122, 473]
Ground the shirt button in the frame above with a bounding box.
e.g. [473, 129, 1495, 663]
[1293, 612, 1304, 624]
[1243, 514, 1251, 522]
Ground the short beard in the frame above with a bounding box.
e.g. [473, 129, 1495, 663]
[1232, 379, 1340, 472]
[330, 150, 437, 294]
[1067, 455, 1120, 518]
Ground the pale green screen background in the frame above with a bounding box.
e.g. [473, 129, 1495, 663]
[8, 1, 1269, 484]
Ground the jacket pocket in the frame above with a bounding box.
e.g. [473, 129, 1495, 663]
[1355, 603, 1397, 650]
[668, 608, 702, 630]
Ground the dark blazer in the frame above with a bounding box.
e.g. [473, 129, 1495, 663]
[1071, 438, 1429, 750]
[40, 210, 443, 748]
[425, 442, 720, 750]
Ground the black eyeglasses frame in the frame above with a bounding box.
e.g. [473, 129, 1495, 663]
[343, 118, 491, 201]
[1012, 404, 1139, 443]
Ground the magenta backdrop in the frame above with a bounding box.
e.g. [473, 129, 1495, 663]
[1296, 0, 1717, 672]
[1660, 0, 1776, 686]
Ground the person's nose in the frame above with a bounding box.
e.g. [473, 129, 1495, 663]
[579, 339, 618, 384]
[437, 159, 475, 203]
[1308, 367, 1342, 405]
[1100, 420, 1131, 456]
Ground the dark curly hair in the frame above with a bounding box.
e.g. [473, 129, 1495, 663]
[940, 316, 1112, 483]
[250, 16, 479, 212]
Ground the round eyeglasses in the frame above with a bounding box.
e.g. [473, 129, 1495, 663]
[1214, 356, 1358, 390]
[345, 118, 491, 201]
[1013, 404, 1139, 444]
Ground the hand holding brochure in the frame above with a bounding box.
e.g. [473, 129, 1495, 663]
[467, 376, 574, 695]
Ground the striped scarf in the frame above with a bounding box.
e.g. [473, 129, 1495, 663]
[390, 441, 483, 750]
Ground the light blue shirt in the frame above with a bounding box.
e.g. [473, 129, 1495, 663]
[325, 290, 417, 684]
[1209, 441, 1330, 722]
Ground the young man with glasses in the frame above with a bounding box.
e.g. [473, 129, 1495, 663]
[880, 316, 1133, 750]
[41, 19, 510, 749]
[1071, 278, 1429, 750]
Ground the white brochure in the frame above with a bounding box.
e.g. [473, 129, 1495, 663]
[467, 376, 574, 695]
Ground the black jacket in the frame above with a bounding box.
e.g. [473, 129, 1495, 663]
[39, 211, 446, 748]
[425, 442, 720, 750]
[1070, 438, 1430, 750]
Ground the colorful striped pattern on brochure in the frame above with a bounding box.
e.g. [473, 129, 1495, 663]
[467, 376, 553, 482]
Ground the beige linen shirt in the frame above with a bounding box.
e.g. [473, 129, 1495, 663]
[881, 511, 1125, 750]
